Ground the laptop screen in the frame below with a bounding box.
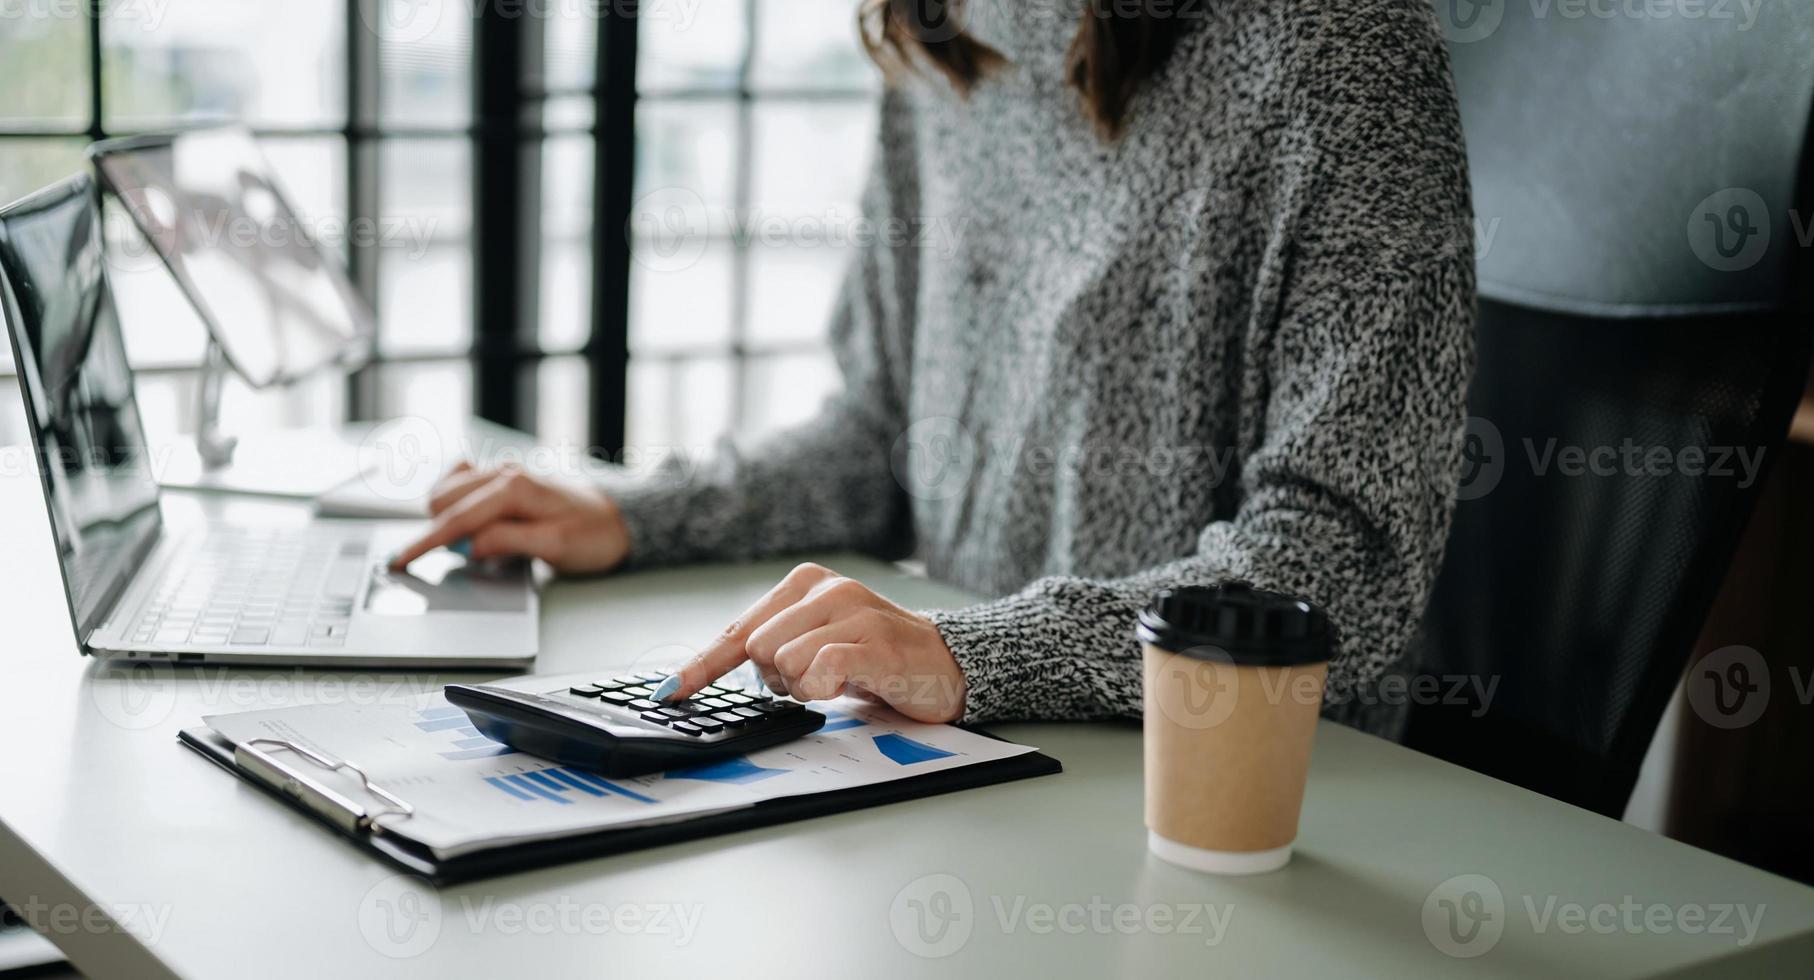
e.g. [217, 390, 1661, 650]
[0, 175, 162, 638]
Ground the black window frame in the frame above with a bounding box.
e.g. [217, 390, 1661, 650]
[618, 0, 877, 454]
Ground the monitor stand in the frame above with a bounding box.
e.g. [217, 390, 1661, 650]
[154, 340, 372, 499]
[194, 338, 238, 469]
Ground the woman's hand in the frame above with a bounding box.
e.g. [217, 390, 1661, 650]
[387, 461, 631, 574]
[655, 562, 967, 724]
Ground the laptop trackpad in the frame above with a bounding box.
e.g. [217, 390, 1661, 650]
[365, 551, 530, 616]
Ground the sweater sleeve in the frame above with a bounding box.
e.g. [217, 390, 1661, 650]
[930, 266, 1474, 723]
[930, 18, 1477, 724]
[606, 95, 920, 567]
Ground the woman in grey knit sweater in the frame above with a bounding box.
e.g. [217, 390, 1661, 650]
[394, 0, 1476, 728]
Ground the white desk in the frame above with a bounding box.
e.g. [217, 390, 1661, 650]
[1, 452, 1813, 979]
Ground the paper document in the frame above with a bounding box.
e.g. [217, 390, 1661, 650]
[204, 687, 1037, 860]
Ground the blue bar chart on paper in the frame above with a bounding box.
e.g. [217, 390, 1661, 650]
[819, 709, 868, 734]
[666, 757, 790, 785]
[872, 732, 956, 766]
[482, 767, 660, 806]
[414, 705, 518, 761]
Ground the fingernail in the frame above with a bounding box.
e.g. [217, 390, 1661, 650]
[449, 538, 472, 557]
[652, 675, 682, 702]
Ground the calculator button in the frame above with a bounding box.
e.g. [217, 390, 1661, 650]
[699, 697, 731, 710]
[601, 691, 636, 705]
[670, 721, 703, 736]
[639, 711, 672, 725]
[610, 675, 644, 687]
[569, 685, 604, 697]
[700, 686, 728, 697]
[636, 673, 668, 684]
[691, 717, 725, 734]
[712, 711, 746, 726]
[722, 692, 755, 705]
[656, 707, 690, 719]
[628, 698, 660, 711]
[731, 706, 764, 720]
[622, 685, 655, 698]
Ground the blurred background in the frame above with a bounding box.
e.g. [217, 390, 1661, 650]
[0, 0, 877, 458]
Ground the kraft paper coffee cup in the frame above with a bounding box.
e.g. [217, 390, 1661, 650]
[1139, 584, 1331, 875]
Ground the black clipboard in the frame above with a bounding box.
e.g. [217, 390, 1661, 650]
[179, 726, 1061, 886]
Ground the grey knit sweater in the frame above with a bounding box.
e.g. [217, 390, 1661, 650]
[609, 0, 1476, 724]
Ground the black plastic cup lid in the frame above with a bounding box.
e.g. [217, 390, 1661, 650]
[1136, 583, 1331, 667]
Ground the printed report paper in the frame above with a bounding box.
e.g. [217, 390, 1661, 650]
[204, 685, 1038, 860]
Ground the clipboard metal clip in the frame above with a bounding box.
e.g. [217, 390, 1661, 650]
[234, 737, 416, 836]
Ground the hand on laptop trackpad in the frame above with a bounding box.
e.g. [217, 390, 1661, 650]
[367, 550, 530, 616]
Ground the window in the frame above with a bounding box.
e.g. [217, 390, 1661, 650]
[624, 0, 876, 452]
[1, 3, 357, 444]
[0, 1, 877, 459]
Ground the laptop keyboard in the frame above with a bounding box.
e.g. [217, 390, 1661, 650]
[128, 528, 371, 648]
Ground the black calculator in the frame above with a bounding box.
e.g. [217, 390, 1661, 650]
[444, 673, 827, 777]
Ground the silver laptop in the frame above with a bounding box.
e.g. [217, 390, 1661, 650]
[0, 174, 537, 668]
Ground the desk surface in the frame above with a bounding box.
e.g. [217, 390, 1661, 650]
[1, 456, 1813, 979]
